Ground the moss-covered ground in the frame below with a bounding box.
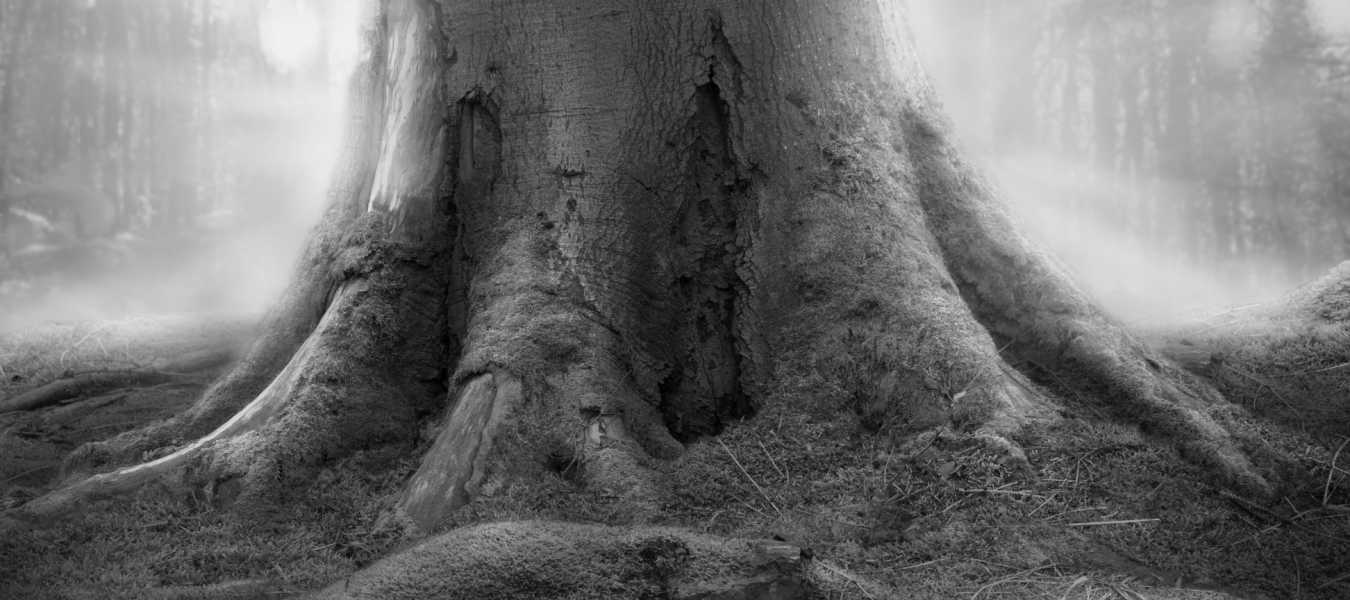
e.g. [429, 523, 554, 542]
[0, 313, 1346, 599]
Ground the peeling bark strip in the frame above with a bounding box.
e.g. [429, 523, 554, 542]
[399, 373, 519, 531]
[369, 0, 449, 243]
[450, 87, 501, 216]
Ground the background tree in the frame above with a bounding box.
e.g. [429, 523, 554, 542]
[916, 0, 1350, 317]
[0, 0, 352, 323]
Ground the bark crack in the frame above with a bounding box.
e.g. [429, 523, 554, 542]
[659, 80, 755, 441]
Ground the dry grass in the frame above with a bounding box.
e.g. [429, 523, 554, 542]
[655, 368, 1350, 600]
[1150, 265, 1350, 445]
[0, 314, 252, 396]
[0, 446, 414, 600]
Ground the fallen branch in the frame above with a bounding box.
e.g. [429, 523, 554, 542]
[1325, 437, 1349, 508]
[1318, 570, 1350, 590]
[718, 438, 782, 518]
[1065, 518, 1160, 527]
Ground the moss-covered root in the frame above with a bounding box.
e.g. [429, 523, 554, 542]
[397, 359, 677, 533]
[60, 205, 355, 478]
[309, 521, 810, 600]
[898, 104, 1276, 497]
[8, 260, 448, 526]
[1158, 263, 1350, 443]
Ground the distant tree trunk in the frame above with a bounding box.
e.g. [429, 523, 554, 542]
[1162, 5, 1201, 261]
[18, 1, 1288, 592]
[1120, 59, 1146, 237]
[0, 0, 35, 254]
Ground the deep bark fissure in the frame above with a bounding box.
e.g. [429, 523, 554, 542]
[441, 90, 502, 372]
[659, 80, 753, 441]
[394, 86, 509, 531]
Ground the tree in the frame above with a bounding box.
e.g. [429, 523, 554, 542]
[4, 0, 1304, 596]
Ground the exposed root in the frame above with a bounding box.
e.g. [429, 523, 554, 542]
[0, 370, 187, 414]
[898, 101, 1278, 497]
[398, 372, 521, 531]
[12, 247, 451, 523]
[5, 332, 331, 525]
[54, 28, 401, 477]
[1155, 266, 1350, 444]
[59, 249, 338, 475]
[0, 343, 237, 416]
[397, 356, 674, 532]
[580, 411, 670, 517]
[310, 521, 810, 600]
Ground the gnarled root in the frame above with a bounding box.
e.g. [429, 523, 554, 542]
[311, 521, 811, 600]
[895, 100, 1281, 497]
[397, 342, 679, 532]
[59, 206, 356, 479]
[8, 231, 451, 526]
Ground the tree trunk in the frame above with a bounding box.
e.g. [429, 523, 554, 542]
[10, 0, 1291, 594]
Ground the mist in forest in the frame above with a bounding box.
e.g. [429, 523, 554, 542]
[910, 0, 1350, 324]
[7, 2, 1350, 330]
[0, 0, 366, 330]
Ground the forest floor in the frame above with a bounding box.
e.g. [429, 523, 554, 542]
[0, 311, 1346, 600]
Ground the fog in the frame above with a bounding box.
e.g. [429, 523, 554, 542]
[909, 0, 1350, 324]
[4, 1, 1349, 330]
[0, 0, 367, 330]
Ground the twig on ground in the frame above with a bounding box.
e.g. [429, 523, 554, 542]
[970, 565, 1058, 599]
[58, 323, 114, 368]
[1223, 489, 1350, 544]
[959, 488, 1048, 499]
[816, 560, 878, 600]
[1324, 437, 1349, 508]
[718, 438, 782, 517]
[1107, 581, 1147, 600]
[1221, 490, 1290, 525]
[756, 437, 787, 482]
[898, 557, 947, 571]
[1065, 518, 1159, 527]
[1318, 570, 1350, 590]
[1221, 364, 1294, 410]
[1059, 575, 1091, 600]
[3, 465, 52, 483]
[1277, 361, 1350, 377]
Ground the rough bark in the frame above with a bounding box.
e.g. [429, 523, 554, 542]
[4, 0, 1290, 590]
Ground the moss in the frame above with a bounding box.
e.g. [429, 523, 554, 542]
[6, 316, 1348, 599]
[1157, 265, 1350, 444]
[311, 521, 806, 600]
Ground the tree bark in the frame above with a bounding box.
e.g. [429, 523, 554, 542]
[7, 0, 1291, 591]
